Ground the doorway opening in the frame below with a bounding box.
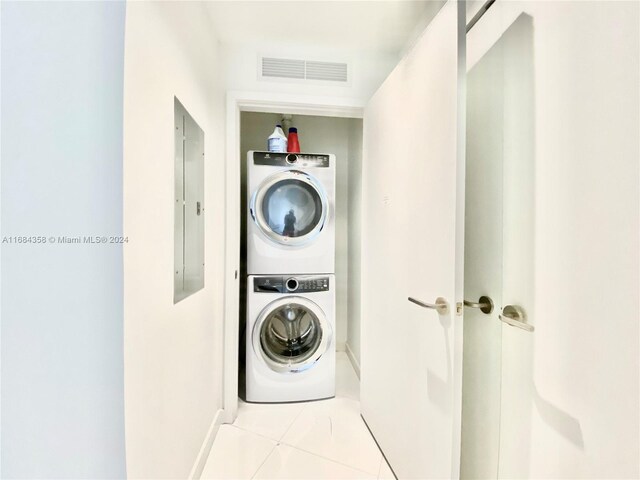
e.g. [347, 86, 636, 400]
[206, 95, 392, 479]
[222, 93, 365, 421]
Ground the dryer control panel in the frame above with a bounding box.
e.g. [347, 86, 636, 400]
[254, 276, 330, 293]
[253, 151, 330, 168]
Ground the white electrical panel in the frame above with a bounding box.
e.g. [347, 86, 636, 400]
[174, 97, 204, 303]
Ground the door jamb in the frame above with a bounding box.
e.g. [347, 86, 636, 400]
[222, 90, 365, 423]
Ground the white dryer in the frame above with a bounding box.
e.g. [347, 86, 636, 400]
[245, 274, 335, 403]
[247, 151, 335, 275]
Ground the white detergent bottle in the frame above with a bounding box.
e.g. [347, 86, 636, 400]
[277, 125, 288, 142]
[267, 124, 288, 153]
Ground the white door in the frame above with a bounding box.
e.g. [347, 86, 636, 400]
[360, 1, 466, 478]
[460, 8, 507, 476]
[465, 1, 640, 478]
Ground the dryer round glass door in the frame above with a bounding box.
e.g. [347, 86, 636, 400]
[251, 171, 329, 246]
[253, 296, 332, 373]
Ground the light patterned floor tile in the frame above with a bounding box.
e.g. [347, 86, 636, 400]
[205, 353, 382, 479]
[201, 425, 276, 479]
[253, 444, 376, 480]
[280, 397, 382, 476]
[233, 399, 306, 441]
[378, 457, 396, 479]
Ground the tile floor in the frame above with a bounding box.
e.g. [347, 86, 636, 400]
[201, 352, 395, 480]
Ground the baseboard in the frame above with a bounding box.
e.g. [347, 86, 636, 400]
[188, 408, 224, 480]
[345, 342, 361, 379]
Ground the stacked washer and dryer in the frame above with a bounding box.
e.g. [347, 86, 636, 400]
[245, 151, 336, 403]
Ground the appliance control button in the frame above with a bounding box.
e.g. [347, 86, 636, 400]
[286, 154, 298, 164]
[286, 278, 299, 291]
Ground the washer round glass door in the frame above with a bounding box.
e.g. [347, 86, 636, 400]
[251, 170, 329, 246]
[253, 296, 332, 373]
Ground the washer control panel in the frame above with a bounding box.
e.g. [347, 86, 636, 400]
[253, 151, 330, 168]
[254, 276, 330, 293]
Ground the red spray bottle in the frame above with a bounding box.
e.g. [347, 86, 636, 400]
[287, 127, 300, 153]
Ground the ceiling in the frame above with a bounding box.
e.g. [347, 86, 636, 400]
[206, 1, 445, 55]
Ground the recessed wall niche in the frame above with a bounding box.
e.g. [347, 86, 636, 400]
[174, 97, 204, 303]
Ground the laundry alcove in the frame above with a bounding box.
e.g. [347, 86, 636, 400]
[237, 111, 364, 399]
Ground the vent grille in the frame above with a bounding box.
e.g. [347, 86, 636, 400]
[305, 61, 348, 82]
[261, 57, 305, 80]
[261, 57, 348, 83]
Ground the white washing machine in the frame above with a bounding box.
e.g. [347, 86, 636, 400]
[245, 274, 336, 403]
[247, 151, 335, 275]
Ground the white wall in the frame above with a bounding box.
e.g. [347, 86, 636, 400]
[346, 120, 363, 370]
[123, 3, 226, 478]
[240, 112, 361, 351]
[1, 2, 127, 477]
[222, 42, 398, 103]
[468, 1, 640, 478]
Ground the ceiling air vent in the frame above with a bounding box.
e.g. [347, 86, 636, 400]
[261, 57, 305, 80]
[305, 61, 348, 82]
[261, 57, 348, 83]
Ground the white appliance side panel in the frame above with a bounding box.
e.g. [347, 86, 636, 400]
[246, 227, 336, 275]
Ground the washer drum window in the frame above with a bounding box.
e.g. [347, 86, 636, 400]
[251, 171, 329, 246]
[254, 297, 332, 373]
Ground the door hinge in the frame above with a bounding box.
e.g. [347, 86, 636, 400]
[456, 302, 463, 316]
